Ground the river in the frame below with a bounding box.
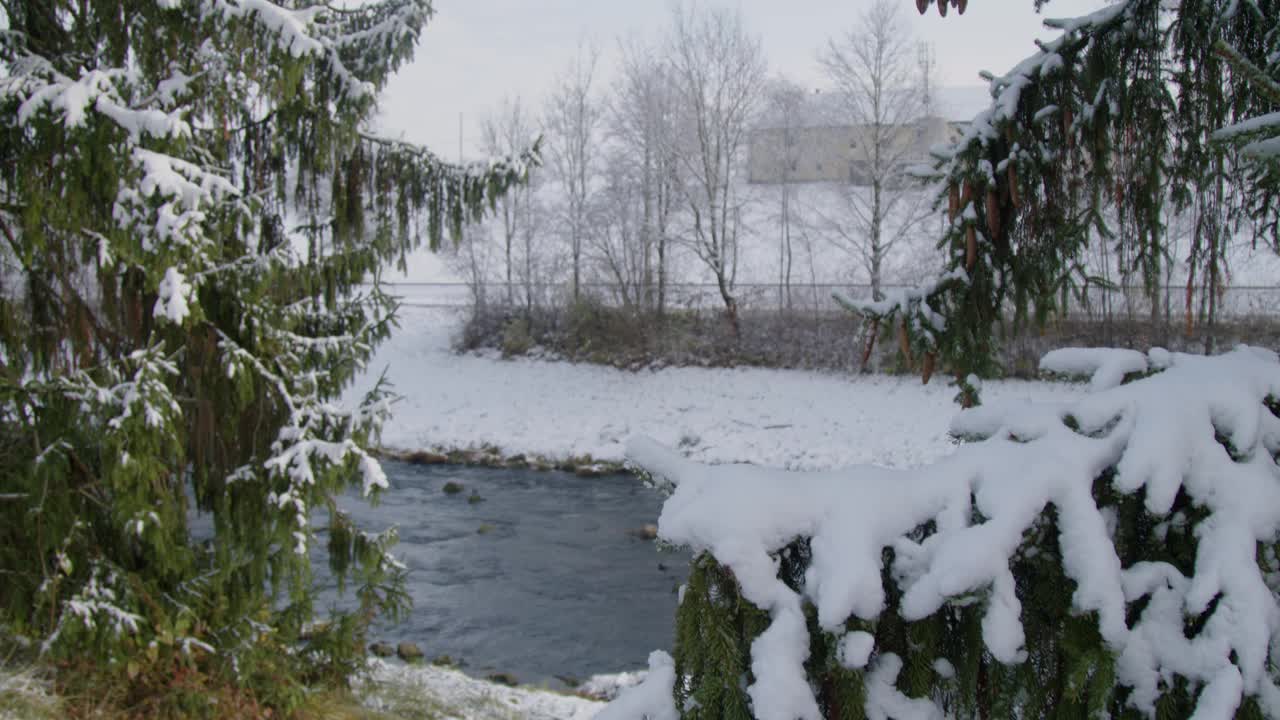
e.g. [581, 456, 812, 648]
[316, 460, 688, 689]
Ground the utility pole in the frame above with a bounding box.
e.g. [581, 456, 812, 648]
[917, 42, 936, 118]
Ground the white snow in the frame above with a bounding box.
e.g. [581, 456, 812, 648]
[576, 669, 649, 701]
[153, 267, 192, 324]
[838, 631, 876, 670]
[591, 651, 679, 720]
[1040, 346, 1149, 390]
[347, 306, 1082, 471]
[360, 658, 601, 720]
[625, 345, 1280, 720]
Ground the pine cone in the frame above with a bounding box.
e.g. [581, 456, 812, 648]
[948, 184, 960, 222]
[1008, 164, 1021, 209]
[937, 0, 948, 16]
[965, 225, 977, 271]
[956, 0, 968, 13]
[916, 0, 930, 14]
[922, 352, 936, 385]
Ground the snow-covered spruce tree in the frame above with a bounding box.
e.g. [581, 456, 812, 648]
[0, 0, 531, 707]
[845, 0, 1279, 387]
[616, 347, 1280, 719]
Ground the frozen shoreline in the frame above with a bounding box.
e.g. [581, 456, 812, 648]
[347, 307, 1085, 472]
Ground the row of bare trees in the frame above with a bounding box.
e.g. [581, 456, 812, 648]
[462, 0, 941, 332]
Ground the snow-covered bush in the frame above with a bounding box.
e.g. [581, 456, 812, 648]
[625, 346, 1280, 719]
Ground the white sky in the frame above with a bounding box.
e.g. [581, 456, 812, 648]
[376, 0, 1109, 158]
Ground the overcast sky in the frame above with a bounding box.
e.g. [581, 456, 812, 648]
[376, 0, 1108, 158]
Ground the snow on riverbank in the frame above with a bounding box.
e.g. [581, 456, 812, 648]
[361, 659, 601, 719]
[347, 307, 1085, 471]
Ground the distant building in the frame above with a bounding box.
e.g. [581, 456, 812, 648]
[747, 89, 976, 185]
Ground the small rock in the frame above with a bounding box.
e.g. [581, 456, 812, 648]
[575, 464, 607, 478]
[431, 654, 460, 667]
[369, 641, 395, 658]
[405, 451, 449, 465]
[657, 562, 669, 572]
[397, 641, 424, 661]
[442, 481, 464, 495]
[467, 490, 485, 504]
[487, 672, 519, 687]
[627, 524, 659, 541]
[477, 523, 495, 535]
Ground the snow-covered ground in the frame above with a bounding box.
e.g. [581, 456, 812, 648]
[361, 659, 601, 720]
[348, 306, 1084, 471]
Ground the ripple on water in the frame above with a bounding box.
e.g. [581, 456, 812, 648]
[314, 461, 688, 687]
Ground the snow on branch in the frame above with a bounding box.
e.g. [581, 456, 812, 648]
[115, 148, 245, 254]
[198, 0, 326, 59]
[185, 0, 433, 101]
[626, 346, 1280, 719]
[6, 61, 191, 140]
[1040, 347, 1154, 391]
[833, 269, 967, 329]
[931, 0, 1132, 168]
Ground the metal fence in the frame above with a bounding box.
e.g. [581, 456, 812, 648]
[372, 281, 1280, 322]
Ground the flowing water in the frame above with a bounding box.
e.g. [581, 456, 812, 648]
[316, 461, 688, 688]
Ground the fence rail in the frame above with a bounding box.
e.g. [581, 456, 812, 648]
[369, 281, 1280, 322]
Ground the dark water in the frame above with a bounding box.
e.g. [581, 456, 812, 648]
[316, 461, 688, 687]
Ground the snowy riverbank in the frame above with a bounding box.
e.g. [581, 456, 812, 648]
[346, 306, 1084, 472]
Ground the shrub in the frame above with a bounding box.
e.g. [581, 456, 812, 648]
[501, 317, 534, 357]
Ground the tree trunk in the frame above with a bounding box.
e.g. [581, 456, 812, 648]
[871, 180, 884, 301]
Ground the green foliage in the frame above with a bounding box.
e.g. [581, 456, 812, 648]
[500, 316, 534, 357]
[0, 0, 531, 713]
[865, 0, 1280, 382]
[674, 553, 768, 720]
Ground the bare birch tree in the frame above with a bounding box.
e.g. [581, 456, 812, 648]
[610, 36, 680, 315]
[589, 150, 648, 309]
[480, 96, 538, 305]
[817, 0, 934, 300]
[544, 42, 603, 302]
[762, 77, 808, 310]
[666, 3, 766, 334]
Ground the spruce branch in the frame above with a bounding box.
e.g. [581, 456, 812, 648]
[1214, 39, 1280, 106]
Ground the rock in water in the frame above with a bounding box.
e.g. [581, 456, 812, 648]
[397, 641, 424, 661]
[627, 523, 659, 541]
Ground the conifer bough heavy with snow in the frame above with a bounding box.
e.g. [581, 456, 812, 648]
[0, 0, 532, 705]
[620, 346, 1280, 719]
[856, 0, 1279, 386]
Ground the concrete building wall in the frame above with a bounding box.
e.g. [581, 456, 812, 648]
[748, 117, 965, 185]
